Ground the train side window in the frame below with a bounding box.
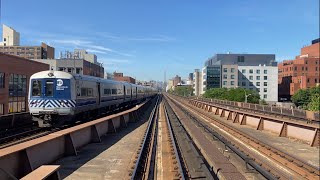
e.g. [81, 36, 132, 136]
[112, 89, 117, 95]
[87, 88, 93, 96]
[81, 88, 87, 96]
[45, 80, 54, 97]
[32, 80, 42, 96]
[104, 89, 111, 95]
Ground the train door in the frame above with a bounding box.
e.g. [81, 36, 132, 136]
[123, 85, 126, 100]
[97, 82, 101, 105]
[136, 87, 138, 99]
[43, 79, 55, 110]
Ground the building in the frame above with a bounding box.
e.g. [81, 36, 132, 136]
[61, 49, 98, 65]
[0, 24, 20, 46]
[202, 65, 221, 91]
[0, 43, 55, 59]
[166, 79, 174, 92]
[201, 53, 277, 103]
[193, 69, 203, 96]
[278, 39, 320, 101]
[173, 75, 181, 87]
[113, 72, 135, 84]
[32, 58, 104, 78]
[0, 24, 55, 59]
[104, 72, 114, 80]
[0, 53, 49, 115]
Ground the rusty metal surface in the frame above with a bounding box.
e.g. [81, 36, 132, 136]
[165, 96, 247, 180]
[171, 94, 320, 179]
[0, 98, 153, 179]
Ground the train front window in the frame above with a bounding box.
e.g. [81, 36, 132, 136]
[45, 80, 54, 97]
[32, 80, 42, 96]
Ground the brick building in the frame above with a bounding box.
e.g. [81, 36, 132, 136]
[32, 59, 104, 78]
[0, 53, 49, 115]
[278, 39, 320, 101]
[113, 72, 135, 84]
[0, 43, 55, 59]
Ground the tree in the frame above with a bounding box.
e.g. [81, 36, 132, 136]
[292, 86, 320, 111]
[203, 88, 261, 104]
[173, 86, 193, 96]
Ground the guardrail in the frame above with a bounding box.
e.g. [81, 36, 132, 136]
[195, 97, 319, 122]
[0, 97, 155, 179]
[0, 112, 33, 130]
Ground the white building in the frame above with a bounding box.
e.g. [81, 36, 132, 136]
[74, 49, 98, 64]
[237, 65, 278, 103]
[193, 69, 203, 96]
[0, 24, 20, 46]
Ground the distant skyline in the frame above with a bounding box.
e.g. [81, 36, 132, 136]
[1, 0, 319, 81]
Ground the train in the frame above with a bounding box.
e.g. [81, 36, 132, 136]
[28, 70, 157, 127]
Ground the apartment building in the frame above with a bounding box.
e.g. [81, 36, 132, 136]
[193, 69, 203, 96]
[201, 53, 277, 103]
[278, 39, 320, 101]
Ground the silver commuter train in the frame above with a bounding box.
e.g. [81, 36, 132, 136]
[28, 70, 157, 127]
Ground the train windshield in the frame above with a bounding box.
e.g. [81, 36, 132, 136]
[32, 80, 42, 96]
[45, 80, 54, 97]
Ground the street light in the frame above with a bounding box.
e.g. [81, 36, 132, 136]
[241, 88, 251, 103]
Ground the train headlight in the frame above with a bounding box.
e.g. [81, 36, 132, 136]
[60, 102, 65, 106]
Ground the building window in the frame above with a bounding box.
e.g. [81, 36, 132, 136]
[315, 79, 318, 83]
[237, 56, 245, 62]
[223, 74, 227, 79]
[264, 94, 267, 99]
[264, 70, 267, 74]
[264, 82, 267, 86]
[305, 60, 308, 64]
[3, 43, 6, 46]
[256, 82, 260, 86]
[264, 88, 267, 92]
[231, 68, 235, 73]
[58, 67, 64, 71]
[294, 67, 297, 71]
[242, 82, 246, 86]
[8, 74, 27, 113]
[242, 69, 246, 73]
[249, 76, 253, 80]
[223, 68, 227, 72]
[307, 78, 310, 83]
[316, 61, 318, 65]
[76, 68, 81, 74]
[256, 70, 260, 74]
[257, 89, 260, 92]
[249, 82, 253, 86]
[302, 67, 304, 71]
[264, 76, 267, 80]
[223, 81, 227, 86]
[231, 81, 234, 85]
[67, 68, 73, 73]
[0, 72, 4, 88]
[256, 76, 260, 80]
[231, 75, 235, 79]
[316, 67, 318, 71]
[3, 38, 6, 41]
[249, 69, 253, 74]
[305, 67, 308, 71]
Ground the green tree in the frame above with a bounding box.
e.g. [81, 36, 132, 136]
[173, 86, 193, 96]
[203, 87, 261, 104]
[308, 94, 320, 111]
[292, 86, 320, 111]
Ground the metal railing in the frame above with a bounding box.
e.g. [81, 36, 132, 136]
[195, 97, 319, 122]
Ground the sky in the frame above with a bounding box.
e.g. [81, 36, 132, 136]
[1, 0, 319, 81]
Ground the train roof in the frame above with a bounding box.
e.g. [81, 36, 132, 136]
[30, 71, 156, 90]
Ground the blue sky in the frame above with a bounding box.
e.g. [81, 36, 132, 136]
[1, 0, 319, 81]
